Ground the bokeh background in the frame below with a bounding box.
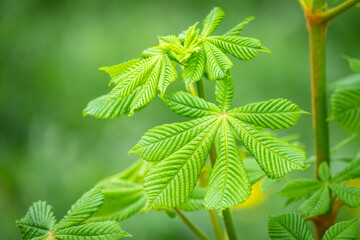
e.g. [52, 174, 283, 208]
[1, 0, 359, 239]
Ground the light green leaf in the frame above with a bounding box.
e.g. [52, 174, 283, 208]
[200, 7, 225, 38]
[215, 76, 234, 111]
[331, 158, 360, 183]
[243, 158, 266, 184]
[54, 221, 130, 239]
[344, 56, 360, 73]
[83, 90, 140, 119]
[100, 59, 140, 80]
[299, 185, 330, 218]
[55, 187, 104, 229]
[330, 85, 360, 132]
[180, 187, 206, 212]
[184, 23, 199, 50]
[128, 60, 161, 115]
[224, 16, 255, 36]
[203, 41, 233, 81]
[228, 98, 306, 130]
[153, 44, 185, 64]
[181, 45, 206, 88]
[158, 35, 182, 46]
[87, 180, 147, 222]
[162, 91, 220, 118]
[144, 117, 221, 208]
[109, 56, 159, 98]
[142, 48, 163, 58]
[268, 213, 313, 240]
[204, 119, 251, 211]
[98, 159, 152, 184]
[158, 55, 177, 96]
[278, 179, 322, 199]
[228, 117, 307, 179]
[330, 183, 360, 208]
[131, 116, 216, 161]
[206, 35, 270, 61]
[16, 201, 56, 240]
[323, 219, 358, 240]
[261, 178, 281, 193]
[319, 162, 331, 182]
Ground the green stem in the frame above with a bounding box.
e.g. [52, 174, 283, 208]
[208, 210, 225, 240]
[222, 208, 238, 240]
[322, 0, 360, 21]
[196, 78, 238, 240]
[308, 19, 330, 180]
[196, 79, 207, 100]
[189, 83, 198, 96]
[174, 208, 210, 240]
[302, 0, 359, 237]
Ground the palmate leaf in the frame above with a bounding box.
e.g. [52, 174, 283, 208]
[108, 54, 177, 115]
[268, 213, 313, 240]
[278, 179, 322, 199]
[229, 98, 306, 130]
[330, 85, 360, 132]
[323, 219, 359, 240]
[143, 117, 221, 208]
[330, 183, 360, 208]
[17, 188, 130, 240]
[200, 7, 225, 38]
[86, 7, 269, 119]
[132, 83, 306, 210]
[16, 201, 57, 239]
[299, 185, 330, 218]
[204, 119, 251, 211]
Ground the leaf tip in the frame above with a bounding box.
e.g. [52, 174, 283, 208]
[261, 46, 271, 53]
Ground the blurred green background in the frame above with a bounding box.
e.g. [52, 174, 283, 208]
[1, 0, 359, 239]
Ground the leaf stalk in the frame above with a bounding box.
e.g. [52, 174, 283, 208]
[174, 208, 210, 240]
[322, 0, 360, 21]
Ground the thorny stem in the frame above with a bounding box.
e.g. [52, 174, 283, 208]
[196, 79, 238, 240]
[174, 208, 210, 240]
[298, 0, 358, 238]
